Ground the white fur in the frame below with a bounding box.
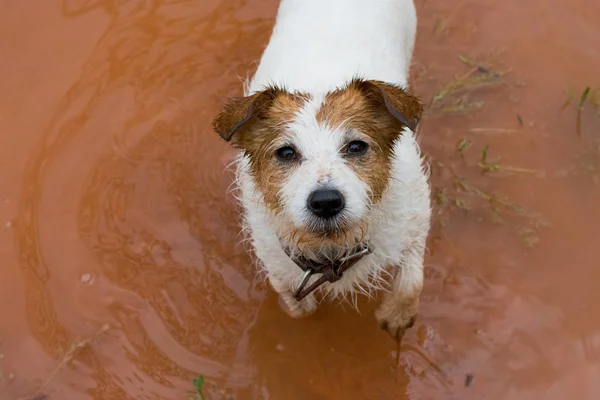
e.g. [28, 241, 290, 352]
[232, 0, 430, 320]
[248, 0, 417, 94]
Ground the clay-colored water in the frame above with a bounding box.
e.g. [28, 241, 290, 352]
[1, 0, 599, 399]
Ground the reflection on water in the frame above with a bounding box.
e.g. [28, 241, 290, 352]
[1, 0, 599, 399]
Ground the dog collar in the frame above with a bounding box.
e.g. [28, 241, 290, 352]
[283, 243, 372, 301]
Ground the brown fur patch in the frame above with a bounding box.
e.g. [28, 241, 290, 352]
[212, 88, 310, 209]
[316, 79, 423, 203]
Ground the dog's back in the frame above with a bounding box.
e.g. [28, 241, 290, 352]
[248, 0, 417, 95]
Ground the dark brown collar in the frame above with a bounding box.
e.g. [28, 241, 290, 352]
[283, 244, 372, 301]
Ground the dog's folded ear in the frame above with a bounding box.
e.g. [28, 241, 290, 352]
[212, 89, 278, 142]
[352, 79, 423, 132]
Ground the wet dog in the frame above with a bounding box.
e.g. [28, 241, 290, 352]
[212, 0, 430, 338]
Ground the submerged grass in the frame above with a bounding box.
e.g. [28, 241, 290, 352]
[188, 376, 235, 400]
[434, 0, 466, 36]
[561, 86, 600, 115]
[424, 51, 549, 247]
[12, 324, 110, 400]
[433, 157, 549, 247]
[557, 86, 600, 182]
[189, 376, 205, 400]
[429, 76, 599, 245]
[429, 52, 510, 114]
[478, 146, 547, 178]
[555, 139, 600, 183]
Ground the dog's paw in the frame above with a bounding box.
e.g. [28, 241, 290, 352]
[278, 294, 318, 319]
[375, 295, 419, 339]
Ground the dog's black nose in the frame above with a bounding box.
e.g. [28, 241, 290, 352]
[307, 189, 345, 219]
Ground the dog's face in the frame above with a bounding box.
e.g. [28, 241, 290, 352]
[213, 79, 422, 246]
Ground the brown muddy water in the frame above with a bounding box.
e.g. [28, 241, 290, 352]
[1, 0, 599, 399]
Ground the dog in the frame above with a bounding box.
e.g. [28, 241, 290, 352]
[212, 0, 431, 339]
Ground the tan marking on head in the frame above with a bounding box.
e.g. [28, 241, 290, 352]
[316, 78, 423, 203]
[212, 88, 311, 210]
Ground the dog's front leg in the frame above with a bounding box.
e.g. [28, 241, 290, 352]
[375, 241, 425, 339]
[268, 275, 318, 318]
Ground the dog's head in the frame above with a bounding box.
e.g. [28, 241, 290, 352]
[213, 78, 422, 247]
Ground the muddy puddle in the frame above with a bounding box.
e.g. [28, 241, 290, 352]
[1, 0, 599, 399]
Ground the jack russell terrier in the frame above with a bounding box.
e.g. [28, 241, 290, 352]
[212, 0, 431, 339]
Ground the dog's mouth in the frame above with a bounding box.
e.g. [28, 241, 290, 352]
[276, 207, 368, 248]
[302, 215, 370, 246]
[306, 215, 349, 237]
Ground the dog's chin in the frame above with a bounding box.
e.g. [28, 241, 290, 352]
[306, 217, 348, 238]
[278, 214, 367, 249]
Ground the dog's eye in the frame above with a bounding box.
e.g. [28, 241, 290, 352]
[346, 140, 368, 155]
[276, 146, 297, 161]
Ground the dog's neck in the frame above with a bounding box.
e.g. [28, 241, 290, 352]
[277, 227, 372, 263]
[282, 241, 370, 268]
[281, 241, 372, 301]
